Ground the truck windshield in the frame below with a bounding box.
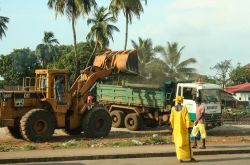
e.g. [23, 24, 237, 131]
[200, 89, 220, 103]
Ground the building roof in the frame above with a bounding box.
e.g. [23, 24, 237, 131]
[224, 83, 250, 93]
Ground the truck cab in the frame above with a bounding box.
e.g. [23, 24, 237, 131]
[176, 82, 222, 128]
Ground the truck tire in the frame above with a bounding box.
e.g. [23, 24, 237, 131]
[124, 113, 142, 131]
[20, 109, 56, 142]
[110, 110, 125, 128]
[7, 119, 23, 139]
[82, 106, 112, 138]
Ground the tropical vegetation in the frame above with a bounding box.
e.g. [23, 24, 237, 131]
[154, 42, 197, 81]
[86, 6, 119, 67]
[0, 16, 9, 39]
[109, 0, 147, 50]
[2, 2, 248, 88]
[210, 60, 232, 88]
[47, 0, 97, 78]
[35, 31, 60, 67]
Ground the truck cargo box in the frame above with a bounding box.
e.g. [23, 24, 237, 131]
[97, 84, 165, 108]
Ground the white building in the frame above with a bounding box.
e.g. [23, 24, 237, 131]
[224, 83, 250, 101]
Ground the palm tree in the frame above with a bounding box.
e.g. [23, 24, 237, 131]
[109, 0, 147, 50]
[0, 16, 9, 39]
[36, 31, 59, 67]
[131, 37, 154, 78]
[43, 31, 59, 44]
[86, 6, 119, 67]
[48, 0, 96, 77]
[155, 42, 197, 81]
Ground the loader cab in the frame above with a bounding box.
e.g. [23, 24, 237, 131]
[35, 69, 69, 105]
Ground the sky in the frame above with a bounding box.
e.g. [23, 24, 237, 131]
[0, 0, 250, 76]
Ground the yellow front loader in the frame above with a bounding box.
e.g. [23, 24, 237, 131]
[0, 50, 138, 142]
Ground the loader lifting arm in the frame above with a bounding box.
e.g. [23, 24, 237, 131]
[70, 49, 138, 98]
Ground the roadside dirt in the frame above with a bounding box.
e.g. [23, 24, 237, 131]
[0, 124, 250, 151]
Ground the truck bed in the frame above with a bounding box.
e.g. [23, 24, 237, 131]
[96, 84, 165, 108]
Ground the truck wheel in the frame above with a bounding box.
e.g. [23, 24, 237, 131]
[20, 109, 56, 142]
[82, 106, 112, 138]
[7, 119, 23, 139]
[124, 113, 142, 131]
[110, 110, 125, 128]
[64, 126, 83, 135]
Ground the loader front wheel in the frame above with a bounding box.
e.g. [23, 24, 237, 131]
[110, 110, 125, 128]
[20, 109, 56, 142]
[7, 119, 23, 139]
[82, 106, 112, 138]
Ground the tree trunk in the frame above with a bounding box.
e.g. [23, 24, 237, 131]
[72, 17, 79, 79]
[124, 10, 129, 50]
[86, 41, 98, 68]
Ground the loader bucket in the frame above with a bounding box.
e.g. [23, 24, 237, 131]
[93, 50, 138, 74]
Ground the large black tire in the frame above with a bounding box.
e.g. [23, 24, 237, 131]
[20, 109, 56, 142]
[82, 106, 112, 138]
[64, 126, 83, 135]
[110, 110, 125, 128]
[124, 113, 142, 131]
[7, 119, 23, 139]
[144, 119, 158, 128]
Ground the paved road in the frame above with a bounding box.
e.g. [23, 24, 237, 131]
[12, 154, 250, 165]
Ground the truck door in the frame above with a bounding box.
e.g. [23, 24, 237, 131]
[182, 86, 197, 122]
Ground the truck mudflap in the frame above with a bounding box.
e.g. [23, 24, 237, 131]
[93, 50, 138, 74]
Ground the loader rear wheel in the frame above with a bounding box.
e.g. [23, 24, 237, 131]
[82, 106, 112, 138]
[124, 113, 142, 131]
[110, 110, 125, 128]
[20, 109, 56, 142]
[7, 119, 23, 139]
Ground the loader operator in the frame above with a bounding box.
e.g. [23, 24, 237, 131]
[55, 76, 64, 104]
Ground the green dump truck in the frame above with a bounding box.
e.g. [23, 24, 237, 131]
[97, 81, 223, 131]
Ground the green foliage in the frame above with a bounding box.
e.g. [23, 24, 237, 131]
[47, 42, 92, 84]
[0, 48, 40, 86]
[87, 6, 119, 50]
[230, 64, 250, 85]
[131, 37, 155, 78]
[111, 140, 135, 146]
[0, 80, 5, 89]
[0, 16, 9, 39]
[154, 42, 197, 81]
[86, 6, 119, 67]
[210, 60, 232, 88]
[0, 144, 18, 152]
[0, 42, 93, 86]
[109, 0, 147, 49]
[146, 135, 170, 144]
[22, 143, 37, 151]
[48, 0, 97, 77]
[35, 31, 59, 67]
